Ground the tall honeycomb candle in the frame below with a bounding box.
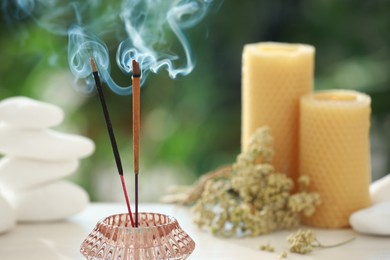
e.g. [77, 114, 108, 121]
[300, 90, 372, 228]
[242, 42, 314, 182]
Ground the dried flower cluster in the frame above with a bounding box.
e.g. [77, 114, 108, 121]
[279, 251, 288, 259]
[287, 229, 356, 254]
[287, 229, 317, 254]
[259, 242, 288, 259]
[192, 127, 320, 237]
[259, 242, 275, 252]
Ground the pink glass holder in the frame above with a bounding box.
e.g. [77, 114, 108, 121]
[80, 212, 195, 260]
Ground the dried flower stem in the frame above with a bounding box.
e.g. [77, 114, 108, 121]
[288, 229, 355, 254]
[314, 236, 356, 249]
[161, 165, 232, 204]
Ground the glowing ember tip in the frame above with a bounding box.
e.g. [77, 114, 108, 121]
[90, 58, 98, 72]
[132, 60, 140, 77]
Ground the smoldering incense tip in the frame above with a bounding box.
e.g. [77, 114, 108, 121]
[132, 60, 141, 77]
[90, 58, 98, 72]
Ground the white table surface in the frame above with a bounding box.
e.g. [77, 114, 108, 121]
[0, 203, 389, 260]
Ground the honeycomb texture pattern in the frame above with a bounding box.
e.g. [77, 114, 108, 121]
[242, 42, 314, 182]
[300, 90, 372, 228]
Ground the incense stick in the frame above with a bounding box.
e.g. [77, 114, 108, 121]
[90, 58, 135, 228]
[132, 60, 141, 227]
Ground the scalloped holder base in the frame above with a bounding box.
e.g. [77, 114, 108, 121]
[80, 212, 195, 260]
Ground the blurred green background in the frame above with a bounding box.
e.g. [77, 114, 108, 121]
[0, 0, 389, 201]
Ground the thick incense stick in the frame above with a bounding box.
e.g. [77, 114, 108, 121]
[132, 60, 141, 227]
[90, 58, 135, 228]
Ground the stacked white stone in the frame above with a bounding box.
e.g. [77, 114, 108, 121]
[350, 175, 390, 235]
[0, 97, 95, 233]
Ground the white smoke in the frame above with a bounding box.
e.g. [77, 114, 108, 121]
[3, 0, 215, 95]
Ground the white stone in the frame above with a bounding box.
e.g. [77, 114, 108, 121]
[0, 124, 95, 160]
[349, 201, 390, 236]
[0, 96, 64, 129]
[0, 157, 79, 190]
[0, 193, 16, 234]
[370, 174, 390, 204]
[13, 180, 89, 222]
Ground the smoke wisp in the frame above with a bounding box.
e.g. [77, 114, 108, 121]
[3, 0, 215, 95]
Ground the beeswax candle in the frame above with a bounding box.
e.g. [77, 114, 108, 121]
[242, 42, 314, 182]
[300, 90, 372, 228]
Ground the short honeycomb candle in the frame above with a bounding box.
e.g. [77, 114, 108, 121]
[242, 42, 314, 182]
[300, 90, 372, 228]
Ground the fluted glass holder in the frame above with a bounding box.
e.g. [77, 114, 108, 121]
[80, 212, 195, 260]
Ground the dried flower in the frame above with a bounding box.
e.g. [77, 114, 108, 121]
[288, 192, 321, 217]
[287, 229, 356, 255]
[259, 242, 275, 252]
[192, 126, 321, 237]
[279, 251, 288, 258]
[287, 229, 317, 254]
[297, 175, 310, 191]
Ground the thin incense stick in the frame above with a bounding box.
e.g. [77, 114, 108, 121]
[132, 60, 141, 227]
[90, 58, 135, 228]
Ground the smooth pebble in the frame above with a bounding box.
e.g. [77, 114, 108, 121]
[349, 201, 390, 236]
[370, 174, 390, 204]
[0, 124, 95, 160]
[13, 180, 89, 222]
[0, 96, 64, 129]
[0, 194, 16, 234]
[0, 157, 79, 190]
